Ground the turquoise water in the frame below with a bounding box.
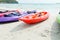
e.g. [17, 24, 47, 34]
[0, 4, 60, 10]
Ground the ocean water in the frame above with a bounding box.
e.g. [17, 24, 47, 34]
[0, 3, 60, 11]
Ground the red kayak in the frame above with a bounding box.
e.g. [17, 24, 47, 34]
[19, 12, 49, 24]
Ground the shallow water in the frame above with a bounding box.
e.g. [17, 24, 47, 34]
[0, 4, 60, 10]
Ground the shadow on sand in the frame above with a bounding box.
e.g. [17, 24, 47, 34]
[10, 21, 43, 32]
[51, 21, 60, 40]
[0, 20, 19, 24]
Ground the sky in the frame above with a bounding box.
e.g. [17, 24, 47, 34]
[16, 0, 60, 3]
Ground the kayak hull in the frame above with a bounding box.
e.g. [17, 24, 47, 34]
[56, 14, 60, 23]
[0, 17, 19, 22]
[0, 10, 20, 22]
[19, 12, 49, 24]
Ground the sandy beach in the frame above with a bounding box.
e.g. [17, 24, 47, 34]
[0, 4, 60, 40]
